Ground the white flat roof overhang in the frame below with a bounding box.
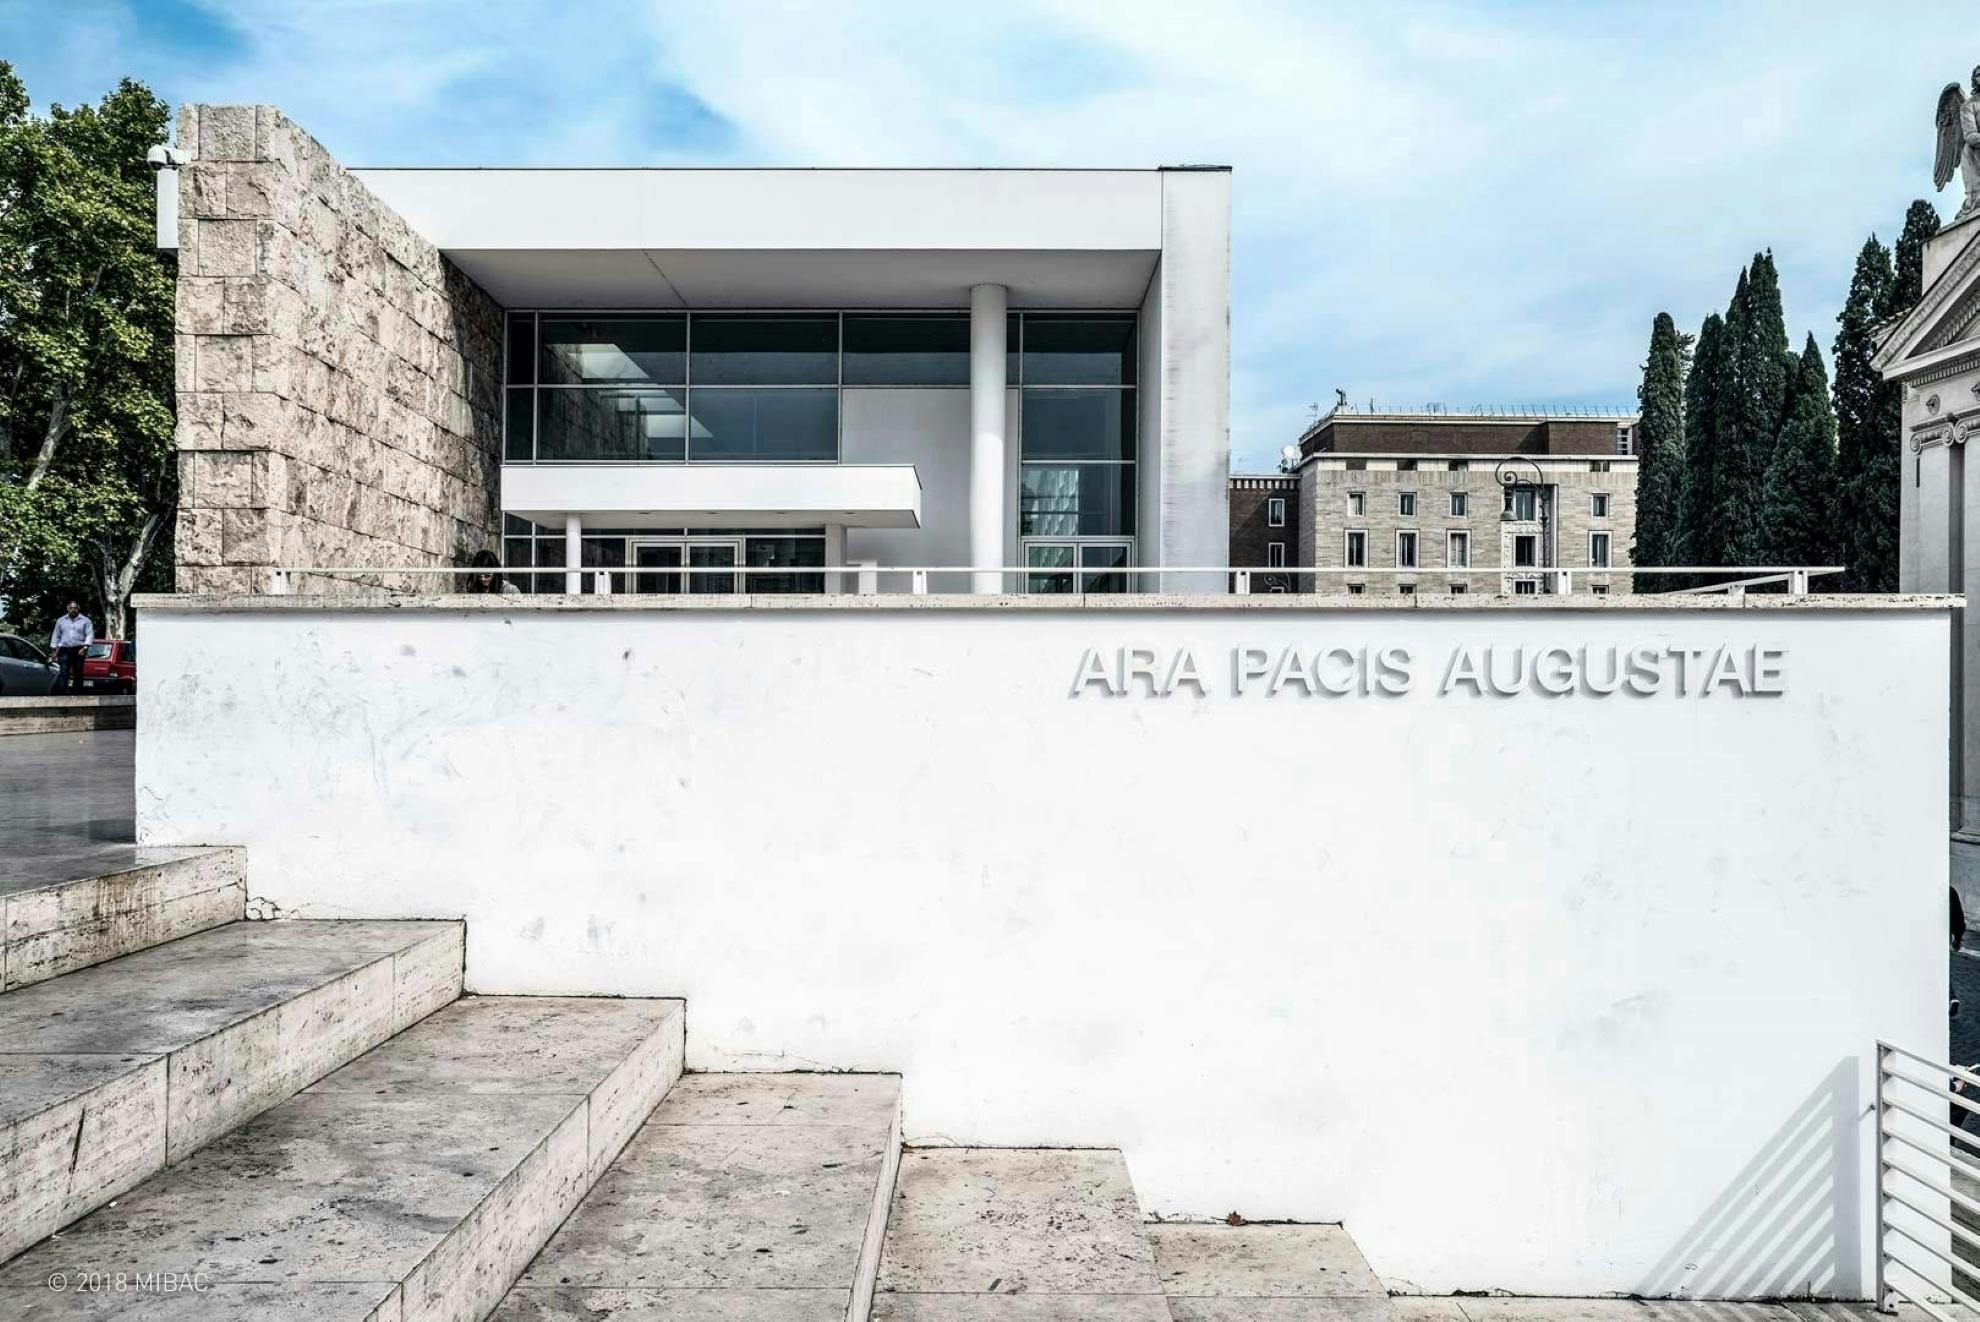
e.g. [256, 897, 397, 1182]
[501, 463, 922, 531]
[349, 167, 1169, 308]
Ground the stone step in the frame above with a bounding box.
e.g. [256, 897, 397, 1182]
[2, 847, 246, 990]
[491, 1071, 903, 1322]
[1148, 1223, 1392, 1320]
[0, 918, 461, 1264]
[874, 1147, 1169, 1320]
[0, 994, 686, 1321]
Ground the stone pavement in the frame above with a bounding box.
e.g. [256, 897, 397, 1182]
[1393, 1302, 1966, 1322]
[0, 730, 141, 891]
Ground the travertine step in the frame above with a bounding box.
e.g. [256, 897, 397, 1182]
[0, 918, 460, 1263]
[874, 1147, 1169, 1319]
[1, 847, 245, 990]
[492, 1072, 902, 1322]
[0, 995, 685, 1321]
[1148, 1223, 1391, 1320]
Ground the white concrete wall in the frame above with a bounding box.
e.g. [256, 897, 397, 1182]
[134, 601, 1949, 1297]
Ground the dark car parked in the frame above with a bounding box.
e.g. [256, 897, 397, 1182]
[0, 634, 58, 695]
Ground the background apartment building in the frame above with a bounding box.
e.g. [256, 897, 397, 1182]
[1234, 406, 1639, 594]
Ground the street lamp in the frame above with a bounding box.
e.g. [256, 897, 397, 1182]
[1496, 456, 1549, 591]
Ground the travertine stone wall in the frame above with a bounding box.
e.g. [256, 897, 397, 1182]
[172, 105, 503, 593]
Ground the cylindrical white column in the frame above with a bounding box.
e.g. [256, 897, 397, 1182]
[969, 284, 1009, 594]
[564, 514, 583, 595]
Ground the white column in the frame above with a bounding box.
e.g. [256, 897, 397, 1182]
[564, 514, 583, 595]
[969, 284, 1008, 594]
[824, 523, 846, 595]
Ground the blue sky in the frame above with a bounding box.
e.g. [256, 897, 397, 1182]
[4, 0, 1972, 469]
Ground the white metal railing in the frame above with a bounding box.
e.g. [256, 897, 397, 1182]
[259, 564, 1848, 597]
[1875, 1041, 1976, 1317]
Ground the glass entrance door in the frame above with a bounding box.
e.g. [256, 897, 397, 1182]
[1022, 539, 1133, 594]
[629, 539, 740, 594]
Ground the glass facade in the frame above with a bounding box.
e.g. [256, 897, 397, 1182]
[501, 516, 826, 595]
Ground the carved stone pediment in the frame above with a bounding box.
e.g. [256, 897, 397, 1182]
[1877, 217, 1980, 382]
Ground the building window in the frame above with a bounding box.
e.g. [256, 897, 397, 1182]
[1347, 583, 1365, 595]
[1508, 487, 1538, 521]
[1398, 584, 1415, 596]
[501, 516, 827, 595]
[1450, 460, 1469, 473]
[1513, 579, 1539, 595]
[1590, 531, 1612, 568]
[1513, 534, 1538, 567]
[1397, 458, 1418, 471]
[1345, 530, 1368, 567]
[1590, 460, 1612, 473]
[1449, 491, 1467, 517]
[1267, 496, 1286, 528]
[1348, 491, 1366, 517]
[1591, 585, 1610, 595]
[1023, 539, 1134, 594]
[1616, 425, 1632, 455]
[842, 314, 971, 385]
[1268, 541, 1286, 568]
[1398, 491, 1417, 517]
[1396, 530, 1418, 568]
[1020, 465, 1135, 537]
[1019, 316, 1138, 583]
[1447, 530, 1470, 567]
[1449, 583, 1467, 594]
[1591, 492, 1610, 518]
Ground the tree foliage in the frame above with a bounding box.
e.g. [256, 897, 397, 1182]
[1631, 312, 1687, 589]
[1832, 235, 1899, 591]
[1891, 199, 1943, 314]
[0, 62, 175, 637]
[1758, 335, 1840, 569]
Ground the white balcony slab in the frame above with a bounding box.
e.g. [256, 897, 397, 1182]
[502, 462, 921, 530]
[0, 996, 685, 1321]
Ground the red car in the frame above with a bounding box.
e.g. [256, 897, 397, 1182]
[82, 639, 137, 693]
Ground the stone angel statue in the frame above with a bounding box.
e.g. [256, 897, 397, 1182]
[1937, 69, 1980, 221]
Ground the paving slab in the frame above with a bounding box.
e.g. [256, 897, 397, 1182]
[2, 847, 245, 989]
[874, 1147, 1166, 1319]
[1455, 1302, 1648, 1322]
[1150, 1224, 1387, 1299]
[0, 918, 461, 1263]
[0, 995, 685, 1322]
[494, 1072, 902, 1322]
[1390, 1302, 1469, 1322]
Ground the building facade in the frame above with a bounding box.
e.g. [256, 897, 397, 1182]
[1271, 407, 1639, 594]
[1227, 473, 1301, 590]
[1876, 207, 1980, 865]
[161, 106, 1232, 596]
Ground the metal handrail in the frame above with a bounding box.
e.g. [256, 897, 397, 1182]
[259, 564, 1848, 597]
[1874, 1040, 1979, 1315]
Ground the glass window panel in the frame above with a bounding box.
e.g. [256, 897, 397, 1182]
[688, 387, 837, 461]
[745, 535, 825, 593]
[505, 388, 534, 461]
[687, 542, 739, 594]
[1020, 464, 1136, 536]
[1079, 542, 1131, 594]
[1008, 313, 1019, 384]
[538, 388, 687, 461]
[506, 313, 535, 386]
[843, 315, 969, 386]
[690, 315, 838, 385]
[1021, 389, 1135, 462]
[540, 316, 685, 385]
[1021, 315, 1136, 385]
[1025, 543, 1075, 594]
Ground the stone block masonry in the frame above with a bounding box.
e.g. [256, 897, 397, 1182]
[172, 105, 504, 594]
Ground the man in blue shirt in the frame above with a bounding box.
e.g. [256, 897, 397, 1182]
[48, 602, 93, 694]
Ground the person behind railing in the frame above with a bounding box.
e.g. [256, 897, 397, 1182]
[464, 548, 520, 596]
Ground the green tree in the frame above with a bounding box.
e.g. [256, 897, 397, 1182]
[1759, 336, 1840, 572]
[1832, 235, 1899, 590]
[1679, 311, 1728, 569]
[0, 62, 176, 640]
[1631, 312, 1687, 590]
[1891, 199, 1943, 313]
[1725, 252, 1792, 565]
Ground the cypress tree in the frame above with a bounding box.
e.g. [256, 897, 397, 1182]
[1679, 312, 1728, 568]
[1632, 313, 1687, 590]
[1891, 199, 1943, 314]
[1725, 253, 1792, 565]
[1832, 235, 1898, 590]
[1758, 336, 1840, 573]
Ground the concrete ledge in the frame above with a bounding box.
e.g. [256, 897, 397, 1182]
[133, 591, 1962, 614]
[2, 847, 246, 990]
[0, 695, 134, 735]
[0, 920, 463, 1263]
[0, 996, 686, 1321]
